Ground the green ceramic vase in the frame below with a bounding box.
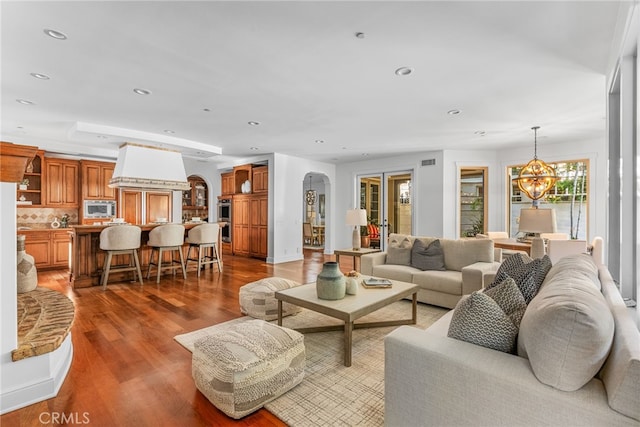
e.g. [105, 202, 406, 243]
[316, 262, 346, 300]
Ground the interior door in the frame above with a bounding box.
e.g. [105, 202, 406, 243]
[358, 170, 413, 251]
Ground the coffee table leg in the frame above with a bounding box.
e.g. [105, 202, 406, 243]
[344, 321, 353, 367]
[412, 292, 417, 324]
[277, 300, 283, 326]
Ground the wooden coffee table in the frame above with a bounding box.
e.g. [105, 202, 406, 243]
[275, 279, 418, 367]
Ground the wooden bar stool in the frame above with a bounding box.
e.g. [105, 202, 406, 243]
[99, 225, 144, 289]
[185, 223, 222, 277]
[146, 224, 187, 283]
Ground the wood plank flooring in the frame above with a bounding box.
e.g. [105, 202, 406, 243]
[2, 250, 354, 426]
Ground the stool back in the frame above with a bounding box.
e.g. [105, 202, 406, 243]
[100, 225, 142, 251]
[148, 224, 185, 247]
[187, 223, 219, 244]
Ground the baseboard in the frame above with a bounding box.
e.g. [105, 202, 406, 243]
[0, 334, 73, 415]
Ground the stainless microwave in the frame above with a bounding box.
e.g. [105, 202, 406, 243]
[84, 200, 116, 218]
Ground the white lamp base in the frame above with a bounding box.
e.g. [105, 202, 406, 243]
[352, 226, 361, 251]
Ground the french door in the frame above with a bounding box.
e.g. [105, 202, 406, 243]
[358, 170, 413, 251]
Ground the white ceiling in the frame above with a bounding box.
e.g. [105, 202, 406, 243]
[1, 1, 630, 164]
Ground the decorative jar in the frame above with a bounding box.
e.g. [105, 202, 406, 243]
[16, 235, 37, 293]
[316, 262, 346, 300]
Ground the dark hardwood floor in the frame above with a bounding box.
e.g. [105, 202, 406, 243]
[2, 249, 350, 426]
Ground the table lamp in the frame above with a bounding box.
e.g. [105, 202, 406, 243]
[346, 209, 367, 251]
[518, 208, 557, 258]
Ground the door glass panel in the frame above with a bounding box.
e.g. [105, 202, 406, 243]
[459, 168, 487, 237]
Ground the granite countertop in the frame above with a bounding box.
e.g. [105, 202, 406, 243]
[17, 223, 77, 231]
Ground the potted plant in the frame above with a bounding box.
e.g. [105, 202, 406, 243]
[18, 178, 29, 191]
[360, 224, 370, 248]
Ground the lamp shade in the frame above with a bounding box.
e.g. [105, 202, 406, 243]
[345, 209, 367, 226]
[518, 208, 557, 234]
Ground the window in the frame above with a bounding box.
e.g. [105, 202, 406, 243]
[508, 159, 588, 239]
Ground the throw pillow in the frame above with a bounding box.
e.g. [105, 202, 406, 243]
[447, 277, 527, 353]
[386, 234, 413, 266]
[489, 253, 552, 303]
[411, 239, 446, 271]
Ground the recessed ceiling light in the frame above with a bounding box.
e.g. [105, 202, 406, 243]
[164, 129, 175, 134]
[395, 67, 413, 76]
[315, 140, 325, 144]
[97, 135, 108, 139]
[249, 147, 259, 150]
[248, 121, 260, 126]
[203, 108, 211, 112]
[474, 131, 486, 136]
[133, 88, 151, 95]
[355, 32, 365, 39]
[43, 29, 67, 40]
[16, 99, 34, 105]
[30, 73, 50, 80]
[362, 153, 369, 156]
[447, 109, 461, 115]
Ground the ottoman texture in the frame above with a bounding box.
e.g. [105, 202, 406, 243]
[239, 277, 302, 320]
[192, 319, 305, 419]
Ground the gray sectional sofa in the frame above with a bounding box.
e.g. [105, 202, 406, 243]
[384, 254, 640, 426]
[361, 234, 501, 309]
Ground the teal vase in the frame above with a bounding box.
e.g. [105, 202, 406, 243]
[316, 262, 346, 300]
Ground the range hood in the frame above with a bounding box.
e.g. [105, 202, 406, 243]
[109, 143, 190, 191]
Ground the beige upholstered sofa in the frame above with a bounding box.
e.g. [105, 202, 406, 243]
[384, 253, 640, 426]
[361, 234, 500, 309]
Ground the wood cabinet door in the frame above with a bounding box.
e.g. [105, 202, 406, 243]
[121, 190, 142, 224]
[101, 165, 116, 200]
[83, 163, 102, 199]
[252, 166, 268, 193]
[62, 161, 79, 206]
[146, 192, 172, 223]
[24, 235, 51, 268]
[52, 231, 71, 268]
[46, 161, 64, 205]
[221, 172, 234, 195]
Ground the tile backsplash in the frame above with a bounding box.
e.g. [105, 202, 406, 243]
[17, 208, 79, 228]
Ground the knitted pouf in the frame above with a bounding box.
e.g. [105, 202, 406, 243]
[239, 277, 302, 320]
[192, 319, 305, 419]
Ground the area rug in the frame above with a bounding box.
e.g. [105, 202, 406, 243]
[174, 300, 448, 426]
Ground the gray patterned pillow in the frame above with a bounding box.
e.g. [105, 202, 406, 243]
[489, 253, 552, 303]
[411, 239, 446, 271]
[386, 235, 412, 266]
[447, 277, 526, 353]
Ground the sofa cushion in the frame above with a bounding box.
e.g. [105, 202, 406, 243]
[489, 253, 551, 303]
[386, 234, 413, 266]
[439, 238, 494, 271]
[412, 270, 462, 295]
[517, 262, 615, 391]
[447, 277, 527, 353]
[543, 254, 600, 291]
[371, 263, 419, 283]
[411, 239, 446, 271]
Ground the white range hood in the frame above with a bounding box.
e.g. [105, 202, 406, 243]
[109, 143, 190, 191]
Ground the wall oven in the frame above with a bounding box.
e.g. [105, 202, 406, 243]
[218, 198, 231, 243]
[84, 200, 116, 218]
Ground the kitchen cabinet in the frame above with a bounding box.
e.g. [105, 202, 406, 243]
[182, 176, 207, 208]
[252, 166, 268, 193]
[18, 229, 71, 270]
[233, 164, 252, 194]
[45, 158, 79, 207]
[81, 160, 116, 200]
[146, 191, 172, 224]
[120, 190, 143, 224]
[16, 150, 44, 207]
[221, 172, 234, 195]
[232, 193, 267, 258]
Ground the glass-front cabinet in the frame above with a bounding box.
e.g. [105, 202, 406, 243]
[182, 175, 208, 221]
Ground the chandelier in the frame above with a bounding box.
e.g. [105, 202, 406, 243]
[513, 126, 558, 201]
[305, 175, 316, 205]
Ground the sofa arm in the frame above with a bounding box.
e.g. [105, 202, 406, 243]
[384, 326, 629, 427]
[461, 261, 500, 294]
[361, 252, 387, 276]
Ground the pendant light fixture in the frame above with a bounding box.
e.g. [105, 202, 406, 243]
[305, 175, 316, 205]
[513, 126, 558, 202]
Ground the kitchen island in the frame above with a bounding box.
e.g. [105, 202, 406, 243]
[69, 222, 226, 288]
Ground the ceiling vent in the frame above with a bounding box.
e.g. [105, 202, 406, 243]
[421, 159, 436, 166]
[109, 143, 190, 191]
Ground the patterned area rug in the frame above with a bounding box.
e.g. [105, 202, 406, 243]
[174, 300, 448, 426]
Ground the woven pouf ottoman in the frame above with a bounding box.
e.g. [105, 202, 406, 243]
[192, 319, 305, 419]
[239, 277, 302, 320]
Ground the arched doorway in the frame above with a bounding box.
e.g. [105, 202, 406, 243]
[302, 173, 328, 250]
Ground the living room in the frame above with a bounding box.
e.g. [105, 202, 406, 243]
[1, 1, 639, 425]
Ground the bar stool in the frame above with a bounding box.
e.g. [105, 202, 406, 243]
[99, 225, 144, 289]
[146, 224, 187, 283]
[185, 223, 222, 277]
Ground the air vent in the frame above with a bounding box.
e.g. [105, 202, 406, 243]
[421, 159, 436, 166]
